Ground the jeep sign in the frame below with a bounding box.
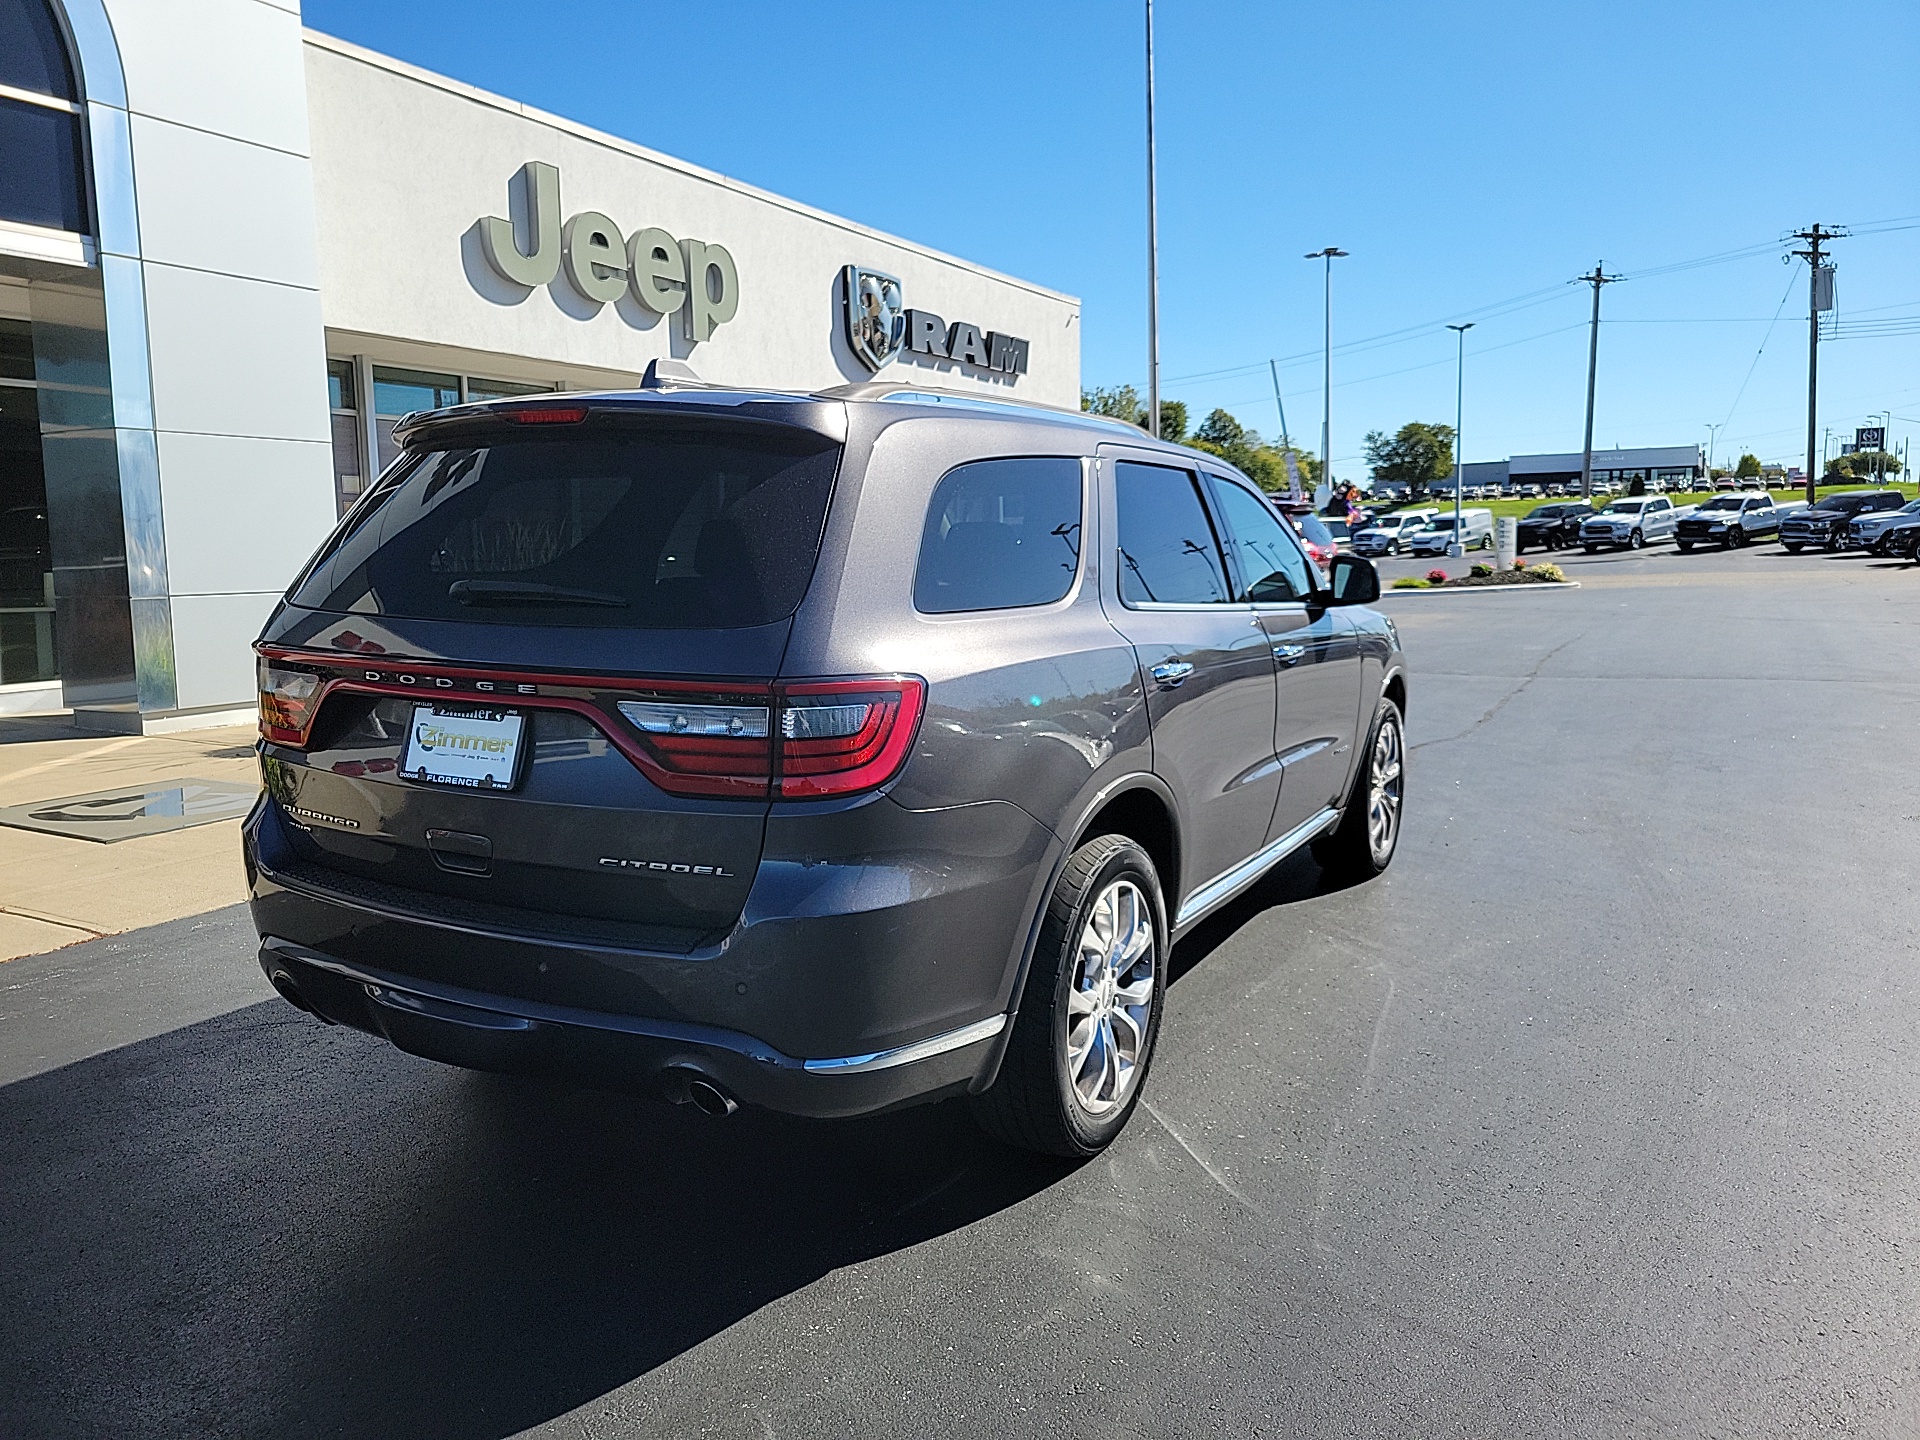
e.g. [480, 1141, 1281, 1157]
[479, 162, 740, 341]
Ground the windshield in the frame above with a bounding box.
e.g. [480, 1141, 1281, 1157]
[1601, 501, 1645, 514]
[289, 423, 842, 629]
[1700, 497, 1742, 511]
[1428, 517, 1458, 531]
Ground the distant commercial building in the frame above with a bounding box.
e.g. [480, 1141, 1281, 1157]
[0, 1, 1079, 729]
[1507, 446, 1704, 491]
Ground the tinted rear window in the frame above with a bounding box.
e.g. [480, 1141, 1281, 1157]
[914, 458, 1082, 614]
[288, 426, 840, 629]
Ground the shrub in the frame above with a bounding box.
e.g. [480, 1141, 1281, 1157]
[1524, 562, 1566, 582]
[1390, 576, 1429, 589]
[1512, 558, 1528, 571]
[1425, 568, 1450, 585]
[1470, 562, 1494, 578]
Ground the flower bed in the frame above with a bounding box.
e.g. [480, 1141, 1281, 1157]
[1391, 561, 1569, 590]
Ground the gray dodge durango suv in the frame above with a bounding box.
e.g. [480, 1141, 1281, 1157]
[246, 380, 1407, 1156]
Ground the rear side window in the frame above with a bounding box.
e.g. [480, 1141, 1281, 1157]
[1115, 462, 1231, 605]
[914, 457, 1082, 614]
[288, 425, 840, 629]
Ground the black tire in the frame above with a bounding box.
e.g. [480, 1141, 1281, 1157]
[1583, 545, 1598, 555]
[1677, 541, 1693, 553]
[1312, 696, 1405, 884]
[970, 835, 1167, 1158]
[1727, 526, 1743, 548]
[1629, 529, 1645, 550]
[1784, 543, 1803, 553]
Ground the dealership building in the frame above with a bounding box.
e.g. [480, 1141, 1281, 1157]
[1443, 445, 1706, 494]
[0, 0, 1080, 729]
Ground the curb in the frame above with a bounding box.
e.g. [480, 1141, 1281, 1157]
[1378, 581, 1582, 596]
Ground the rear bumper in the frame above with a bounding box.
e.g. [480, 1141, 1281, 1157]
[257, 936, 1002, 1118]
[244, 789, 1057, 1118]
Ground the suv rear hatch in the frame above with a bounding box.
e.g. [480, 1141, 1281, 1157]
[256, 397, 902, 950]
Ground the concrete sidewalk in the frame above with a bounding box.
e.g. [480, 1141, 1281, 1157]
[0, 717, 259, 961]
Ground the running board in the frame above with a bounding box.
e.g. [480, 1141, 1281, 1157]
[1173, 806, 1341, 931]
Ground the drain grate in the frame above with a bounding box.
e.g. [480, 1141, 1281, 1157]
[0, 778, 261, 843]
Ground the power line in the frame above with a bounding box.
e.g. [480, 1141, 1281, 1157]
[1719, 268, 1801, 432]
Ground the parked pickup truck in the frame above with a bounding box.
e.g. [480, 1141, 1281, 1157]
[1779, 490, 1907, 552]
[1848, 498, 1920, 553]
[1580, 496, 1679, 552]
[1675, 492, 1780, 550]
[1350, 509, 1436, 557]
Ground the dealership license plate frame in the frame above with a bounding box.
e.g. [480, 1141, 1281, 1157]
[400, 703, 530, 791]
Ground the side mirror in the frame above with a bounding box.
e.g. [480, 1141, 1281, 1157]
[1326, 553, 1379, 606]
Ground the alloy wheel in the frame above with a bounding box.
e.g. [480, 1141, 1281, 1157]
[1367, 711, 1404, 866]
[1064, 879, 1156, 1115]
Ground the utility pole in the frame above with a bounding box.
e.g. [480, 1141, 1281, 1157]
[1705, 422, 1722, 476]
[1269, 359, 1302, 500]
[1789, 224, 1843, 504]
[1447, 323, 1474, 555]
[1306, 247, 1348, 491]
[1575, 263, 1621, 499]
[1144, 0, 1160, 439]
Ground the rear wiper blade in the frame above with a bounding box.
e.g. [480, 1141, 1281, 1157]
[449, 579, 629, 608]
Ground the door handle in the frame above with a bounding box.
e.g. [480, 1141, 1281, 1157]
[1149, 661, 1194, 689]
[1273, 644, 1307, 666]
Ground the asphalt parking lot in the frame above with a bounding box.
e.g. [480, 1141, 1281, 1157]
[5, 539, 1919, 1438]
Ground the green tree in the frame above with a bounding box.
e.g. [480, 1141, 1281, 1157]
[1080, 385, 1187, 441]
[1081, 384, 1141, 424]
[1824, 449, 1901, 479]
[1734, 453, 1762, 479]
[1364, 422, 1457, 498]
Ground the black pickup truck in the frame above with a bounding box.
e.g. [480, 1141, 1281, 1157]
[1778, 490, 1907, 552]
[1515, 502, 1592, 553]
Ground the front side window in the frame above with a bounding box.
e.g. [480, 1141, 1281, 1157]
[914, 457, 1081, 614]
[289, 422, 841, 630]
[1115, 461, 1231, 605]
[1208, 476, 1314, 602]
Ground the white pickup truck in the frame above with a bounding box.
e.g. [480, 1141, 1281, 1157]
[1579, 496, 1680, 552]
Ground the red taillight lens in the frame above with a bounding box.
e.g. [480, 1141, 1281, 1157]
[777, 679, 925, 798]
[259, 659, 324, 745]
[611, 677, 924, 800]
[504, 406, 588, 425]
[615, 696, 774, 798]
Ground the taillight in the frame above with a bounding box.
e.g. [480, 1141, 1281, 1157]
[259, 659, 323, 745]
[612, 677, 924, 800]
[777, 679, 924, 799]
[503, 406, 588, 425]
[615, 697, 774, 799]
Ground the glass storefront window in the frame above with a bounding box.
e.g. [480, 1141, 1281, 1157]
[0, 320, 56, 685]
[326, 359, 362, 517]
[372, 367, 459, 472]
[0, 1, 87, 235]
[465, 377, 551, 403]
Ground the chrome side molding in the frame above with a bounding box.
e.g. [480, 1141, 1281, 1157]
[1173, 806, 1340, 930]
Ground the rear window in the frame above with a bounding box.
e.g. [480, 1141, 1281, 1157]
[914, 458, 1082, 614]
[288, 425, 840, 629]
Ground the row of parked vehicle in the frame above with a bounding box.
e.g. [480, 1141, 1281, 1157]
[1353, 487, 1920, 560]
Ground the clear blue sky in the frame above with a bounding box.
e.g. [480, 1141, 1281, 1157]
[305, 0, 1918, 478]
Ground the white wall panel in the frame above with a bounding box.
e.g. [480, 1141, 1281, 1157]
[156, 432, 333, 596]
[169, 591, 279, 712]
[105, 0, 311, 155]
[304, 38, 1080, 408]
[131, 117, 319, 287]
[143, 264, 329, 442]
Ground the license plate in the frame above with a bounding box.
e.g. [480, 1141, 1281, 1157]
[400, 704, 527, 790]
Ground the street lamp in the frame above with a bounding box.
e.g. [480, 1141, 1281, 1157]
[1446, 323, 1474, 556]
[1705, 422, 1722, 477]
[1144, 0, 1160, 438]
[1305, 247, 1348, 493]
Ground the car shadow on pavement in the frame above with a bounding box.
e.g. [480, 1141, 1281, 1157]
[0, 1000, 1073, 1439]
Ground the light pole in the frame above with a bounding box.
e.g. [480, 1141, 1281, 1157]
[1705, 422, 1722, 477]
[1447, 323, 1474, 556]
[1306, 247, 1348, 493]
[1144, 0, 1160, 438]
